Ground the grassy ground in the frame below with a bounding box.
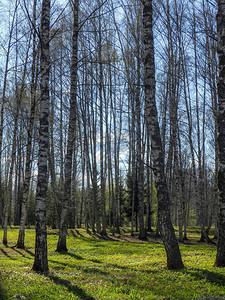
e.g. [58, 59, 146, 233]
[0, 227, 225, 299]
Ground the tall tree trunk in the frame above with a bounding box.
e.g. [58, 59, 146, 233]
[215, 0, 225, 267]
[204, 4, 219, 239]
[14, 133, 22, 226]
[142, 0, 184, 269]
[136, 14, 146, 239]
[3, 117, 18, 245]
[90, 67, 101, 234]
[32, 0, 50, 274]
[146, 138, 153, 232]
[98, 3, 107, 236]
[79, 127, 85, 229]
[49, 67, 58, 229]
[114, 92, 122, 234]
[17, 0, 38, 248]
[174, 144, 183, 242]
[105, 58, 113, 229]
[59, 24, 64, 197]
[57, 0, 79, 252]
[3, 27, 31, 246]
[0, 0, 18, 228]
[71, 146, 77, 229]
[192, 6, 209, 243]
[131, 96, 136, 237]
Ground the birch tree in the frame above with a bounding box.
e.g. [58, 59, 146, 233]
[17, 0, 38, 249]
[0, 0, 19, 228]
[32, 0, 50, 274]
[215, 0, 225, 267]
[141, 0, 184, 269]
[57, 0, 79, 252]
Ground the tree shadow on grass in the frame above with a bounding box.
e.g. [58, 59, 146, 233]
[188, 268, 225, 287]
[62, 251, 84, 260]
[11, 247, 31, 259]
[49, 259, 76, 269]
[77, 266, 108, 275]
[69, 230, 77, 238]
[75, 229, 85, 237]
[72, 229, 114, 241]
[89, 258, 102, 264]
[24, 248, 35, 257]
[23, 248, 86, 269]
[0, 248, 16, 260]
[92, 234, 114, 241]
[48, 274, 95, 300]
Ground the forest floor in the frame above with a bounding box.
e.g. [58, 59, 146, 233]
[0, 227, 225, 299]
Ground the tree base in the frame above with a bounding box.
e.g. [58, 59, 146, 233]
[15, 242, 25, 249]
[198, 237, 212, 244]
[138, 230, 147, 240]
[56, 245, 68, 253]
[100, 230, 107, 237]
[115, 229, 120, 235]
[167, 263, 184, 270]
[32, 265, 49, 275]
[215, 257, 225, 268]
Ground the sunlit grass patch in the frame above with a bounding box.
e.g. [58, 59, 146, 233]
[0, 227, 225, 299]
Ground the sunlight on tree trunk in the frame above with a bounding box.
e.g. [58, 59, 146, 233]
[141, 0, 184, 270]
[32, 0, 50, 274]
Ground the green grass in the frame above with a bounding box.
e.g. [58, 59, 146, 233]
[0, 227, 225, 299]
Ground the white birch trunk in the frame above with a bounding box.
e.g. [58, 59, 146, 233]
[32, 0, 50, 274]
[142, 0, 184, 269]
